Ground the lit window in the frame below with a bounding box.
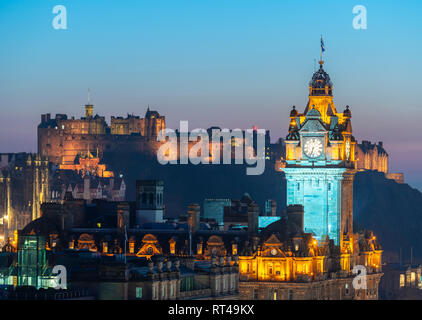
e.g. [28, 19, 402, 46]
[400, 274, 405, 288]
[136, 287, 143, 299]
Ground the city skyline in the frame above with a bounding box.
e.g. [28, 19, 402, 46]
[0, 0, 421, 191]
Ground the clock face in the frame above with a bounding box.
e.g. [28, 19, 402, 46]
[271, 248, 277, 256]
[303, 138, 323, 158]
[345, 140, 351, 160]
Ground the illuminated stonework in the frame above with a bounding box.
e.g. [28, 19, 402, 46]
[282, 61, 356, 246]
[59, 150, 114, 178]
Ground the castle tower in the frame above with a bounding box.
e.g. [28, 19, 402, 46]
[85, 104, 94, 118]
[283, 58, 356, 246]
[144, 107, 166, 138]
[85, 88, 94, 118]
[135, 180, 164, 225]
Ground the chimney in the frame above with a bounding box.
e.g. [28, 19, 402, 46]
[117, 202, 130, 233]
[247, 202, 259, 238]
[188, 203, 200, 233]
[287, 204, 304, 231]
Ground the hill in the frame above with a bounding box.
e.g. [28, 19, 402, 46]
[104, 152, 422, 261]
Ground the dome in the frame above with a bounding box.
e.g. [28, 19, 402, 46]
[309, 63, 333, 96]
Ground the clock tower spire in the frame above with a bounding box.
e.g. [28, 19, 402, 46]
[282, 57, 356, 247]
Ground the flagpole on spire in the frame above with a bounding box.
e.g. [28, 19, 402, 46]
[320, 35, 322, 62]
[320, 35, 325, 66]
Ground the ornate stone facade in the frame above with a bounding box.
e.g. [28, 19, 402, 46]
[283, 60, 356, 246]
[38, 106, 166, 165]
[355, 140, 388, 173]
[0, 153, 49, 244]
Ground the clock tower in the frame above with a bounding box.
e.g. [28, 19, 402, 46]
[282, 60, 356, 246]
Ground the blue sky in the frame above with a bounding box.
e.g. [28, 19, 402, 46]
[0, 0, 421, 190]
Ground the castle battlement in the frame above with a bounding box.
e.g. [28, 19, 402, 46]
[38, 104, 166, 164]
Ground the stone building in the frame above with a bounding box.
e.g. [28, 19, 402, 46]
[38, 105, 166, 165]
[271, 57, 384, 300]
[59, 150, 114, 178]
[379, 264, 422, 299]
[0, 153, 49, 243]
[38, 101, 271, 168]
[50, 170, 126, 202]
[110, 108, 165, 138]
[355, 141, 388, 173]
[355, 140, 404, 184]
[283, 59, 357, 246]
[237, 205, 383, 300]
[8, 178, 383, 300]
[10, 187, 239, 299]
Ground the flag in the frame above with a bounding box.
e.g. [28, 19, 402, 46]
[321, 36, 325, 52]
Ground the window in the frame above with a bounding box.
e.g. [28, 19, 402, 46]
[136, 287, 143, 299]
[269, 264, 273, 275]
[411, 272, 416, 285]
[253, 288, 259, 300]
[345, 283, 350, 295]
[399, 274, 405, 288]
[232, 244, 238, 255]
[288, 290, 294, 300]
[170, 283, 174, 297]
[142, 193, 147, 204]
[149, 193, 154, 205]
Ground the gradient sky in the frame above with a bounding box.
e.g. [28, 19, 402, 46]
[0, 0, 421, 191]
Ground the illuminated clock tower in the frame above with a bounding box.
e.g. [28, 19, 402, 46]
[283, 59, 356, 246]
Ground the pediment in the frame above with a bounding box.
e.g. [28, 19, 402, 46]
[264, 234, 281, 245]
[300, 118, 327, 133]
